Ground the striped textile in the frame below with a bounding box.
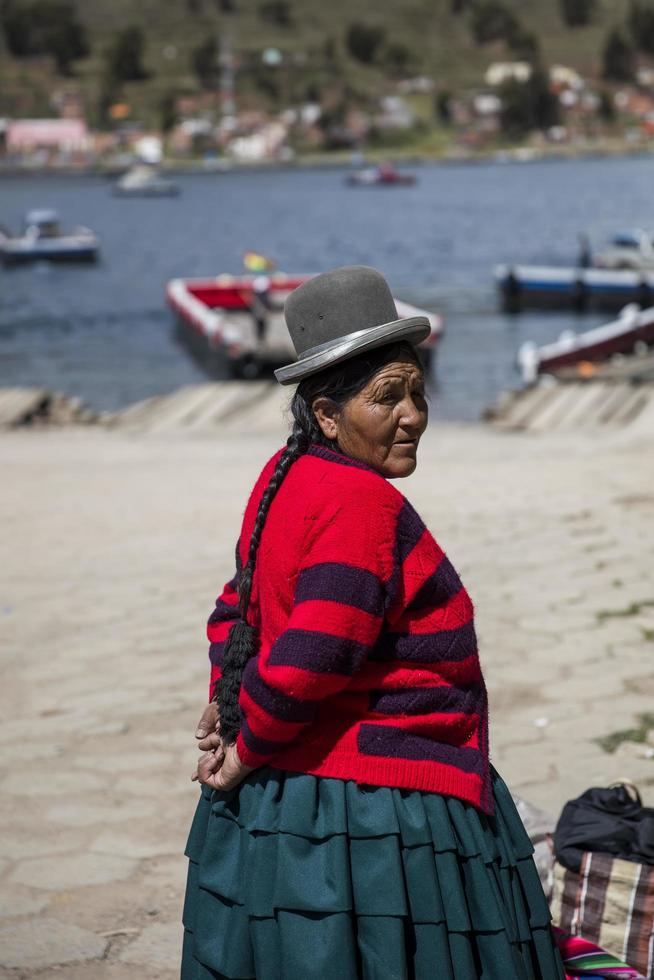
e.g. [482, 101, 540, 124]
[553, 926, 647, 978]
[551, 855, 654, 978]
[207, 444, 492, 813]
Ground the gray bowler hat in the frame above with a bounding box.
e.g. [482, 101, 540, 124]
[274, 265, 431, 385]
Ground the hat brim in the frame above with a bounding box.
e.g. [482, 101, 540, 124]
[274, 316, 432, 386]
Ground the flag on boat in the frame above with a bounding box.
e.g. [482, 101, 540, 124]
[243, 251, 275, 272]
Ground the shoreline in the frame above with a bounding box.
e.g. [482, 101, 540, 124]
[1, 142, 653, 180]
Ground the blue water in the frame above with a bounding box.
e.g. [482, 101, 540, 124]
[1, 154, 652, 420]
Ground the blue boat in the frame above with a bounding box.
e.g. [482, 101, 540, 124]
[0, 210, 99, 265]
[495, 263, 654, 312]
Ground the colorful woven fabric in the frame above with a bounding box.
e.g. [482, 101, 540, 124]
[551, 852, 654, 978]
[553, 927, 646, 978]
[207, 443, 492, 812]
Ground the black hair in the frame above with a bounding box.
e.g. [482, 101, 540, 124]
[215, 341, 420, 745]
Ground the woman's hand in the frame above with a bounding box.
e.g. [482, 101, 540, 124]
[193, 742, 255, 792]
[195, 701, 220, 741]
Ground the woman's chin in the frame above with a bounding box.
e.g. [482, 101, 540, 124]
[384, 453, 418, 479]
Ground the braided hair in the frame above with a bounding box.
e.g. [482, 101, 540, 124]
[216, 340, 420, 744]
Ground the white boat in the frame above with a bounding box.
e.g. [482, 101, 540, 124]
[517, 304, 654, 382]
[495, 263, 654, 312]
[112, 165, 179, 197]
[167, 273, 443, 379]
[0, 210, 99, 265]
[594, 229, 654, 271]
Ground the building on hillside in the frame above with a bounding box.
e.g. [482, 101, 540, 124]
[485, 62, 532, 87]
[5, 118, 90, 160]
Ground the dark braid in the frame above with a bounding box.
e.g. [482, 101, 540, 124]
[215, 340, 420, 745]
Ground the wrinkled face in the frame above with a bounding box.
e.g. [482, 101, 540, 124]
[313, 356, 428, 478]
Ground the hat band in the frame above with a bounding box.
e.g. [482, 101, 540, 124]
[298, 324, 388, 361]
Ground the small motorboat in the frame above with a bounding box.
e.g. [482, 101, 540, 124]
[0, 210, 99, 265]
[594, 229, 654, 271]
[112, 165, 179, 197]
[345, 163, 417, 187]
[517, 303, 654, 382]
[167, 272, 443, 379]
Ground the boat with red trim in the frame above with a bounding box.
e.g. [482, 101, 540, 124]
[517, 303, 654, 382]
[166, 272, 443, 379]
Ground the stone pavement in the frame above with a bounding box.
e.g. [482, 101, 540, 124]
[1, 421, 653, 977]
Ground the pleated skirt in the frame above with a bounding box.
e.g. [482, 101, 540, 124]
[181, 766, 564, 980]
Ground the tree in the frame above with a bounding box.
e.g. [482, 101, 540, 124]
[2, 0, 89, 75]
[435, 90, 453, 123]
[499, 69, 560, 137]
[508, 28, 540, 62]
[470, 1, 519, 45]
[383, 42, 411, 76]
[192, 37, 219, 89]
[160, 91, 177, 133]
[629, 0, 654, 54]
[258, 0, 292, 26]
[105, 26, 148, 84]
[598, 89, 616, 121]
[559, 0, 596, 27]
[602, 28, 636, 81]
[345, 22, 385, 64]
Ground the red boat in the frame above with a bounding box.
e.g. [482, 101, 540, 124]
[166, 272, 443, 379]
[345, 164, 417, 187]
[517, 303, 654, 382]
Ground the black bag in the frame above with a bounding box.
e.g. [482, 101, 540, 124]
[553, 782, 654, 873]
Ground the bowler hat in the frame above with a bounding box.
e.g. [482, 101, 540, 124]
[274, 266, 431, 385]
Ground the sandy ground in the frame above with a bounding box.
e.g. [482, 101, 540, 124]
[1, 418, 653, 978]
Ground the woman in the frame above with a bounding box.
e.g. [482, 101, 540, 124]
[182, 266, 564, 980]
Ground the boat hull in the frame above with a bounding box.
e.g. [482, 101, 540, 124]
[496, 264, 654, 312]
[167, 275, 442, 380]
[112, 185, 179, 198]
[1, 244, 98, 265]
[517, 306, 654, 381]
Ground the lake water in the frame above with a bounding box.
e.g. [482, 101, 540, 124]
[1, 154, 652, 421]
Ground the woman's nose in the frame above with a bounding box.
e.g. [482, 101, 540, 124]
[398, 395, 427, 431]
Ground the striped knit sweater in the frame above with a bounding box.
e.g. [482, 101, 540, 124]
[207, 444, 492, 814]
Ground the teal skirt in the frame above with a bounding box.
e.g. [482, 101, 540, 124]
[181, 766, 564, 980]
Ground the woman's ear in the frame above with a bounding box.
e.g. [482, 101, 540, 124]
[312, 397, 340, 441]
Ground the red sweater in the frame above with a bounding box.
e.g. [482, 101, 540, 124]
[207, 444, 492, 813]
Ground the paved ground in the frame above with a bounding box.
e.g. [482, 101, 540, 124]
[1, 420, 653, 978]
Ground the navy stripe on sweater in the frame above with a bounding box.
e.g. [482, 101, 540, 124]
[358, 723, 484, 774]
[369, 682, 483, 716]
[269, 628, 371, 675]
[209, 641, 227, 668]
[406, 556, 462, 612]
[371, 620, 478, 663]
[240, 717, 291, 758]
[243, 661, 317, 724]
[295, 562, 385, 616]
[385, 500, 425, 610]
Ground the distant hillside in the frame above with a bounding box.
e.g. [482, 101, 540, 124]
[0, 0, 637, 128]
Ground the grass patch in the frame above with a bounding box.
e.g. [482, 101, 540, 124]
[595, 712, 654, 754]
[596, 599, 654, 622]
[642, 628, 654, 642]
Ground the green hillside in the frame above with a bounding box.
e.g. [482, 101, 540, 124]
[0, 0, 639, 129]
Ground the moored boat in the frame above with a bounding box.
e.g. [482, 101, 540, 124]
[167, 273, 443, 379]
[517, 304, 654, 382]
[112, 165, 179, 197]
[0, 210, 99, 265]
[345, 164, 417, 187]
[495, 263, 654, 312]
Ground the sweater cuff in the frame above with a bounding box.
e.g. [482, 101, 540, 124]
[236, 731, 269, 769]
